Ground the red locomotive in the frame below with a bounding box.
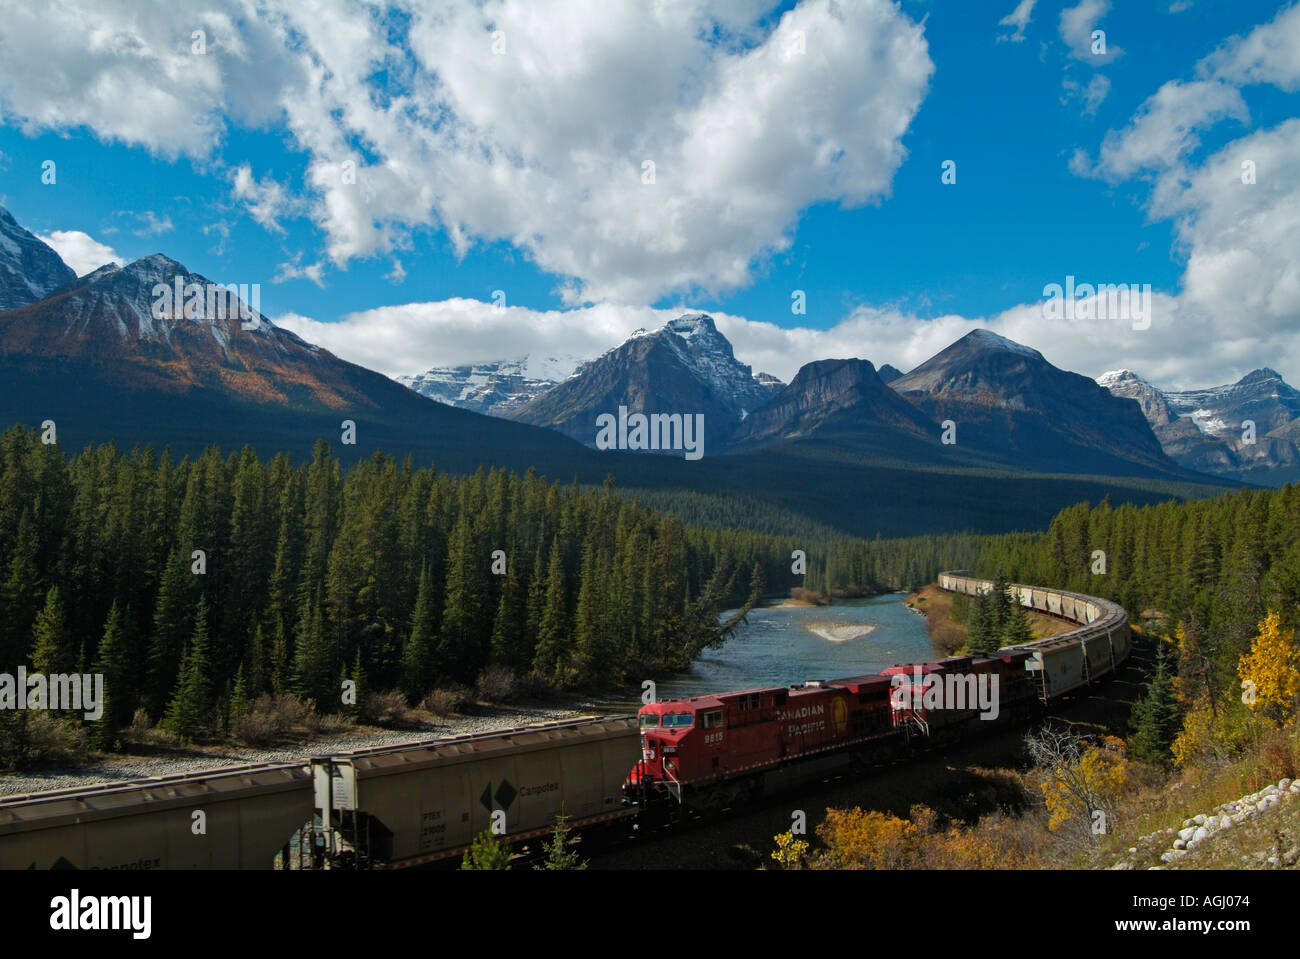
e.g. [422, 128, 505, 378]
[624, 654, 1039, 815]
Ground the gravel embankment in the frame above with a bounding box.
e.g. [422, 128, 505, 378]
[0, 702, 609, 797]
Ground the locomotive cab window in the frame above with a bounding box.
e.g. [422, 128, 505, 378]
[702, 710, 724, 729]
[639, 714, 660, 728]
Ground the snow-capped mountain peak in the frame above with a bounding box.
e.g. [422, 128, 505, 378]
[0, 204, 77, 312]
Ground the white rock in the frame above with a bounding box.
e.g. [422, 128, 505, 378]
[1193, 813, 1207, 825]
[1173, 839, 1187, 850]
[1192, 827, 1209, 844]
[1179, 827, 1196, 841]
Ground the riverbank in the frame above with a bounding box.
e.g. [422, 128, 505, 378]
[907, 582, 1075, 656]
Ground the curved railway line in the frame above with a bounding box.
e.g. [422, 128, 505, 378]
[0, 573, 1130, 870]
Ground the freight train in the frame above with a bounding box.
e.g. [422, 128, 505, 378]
[0, 573, 1127, 869]
[623, 572, 1130, 815]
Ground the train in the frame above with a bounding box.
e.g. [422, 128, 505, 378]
[623, 571, 1130, 815]
[0, 573, 1128, 869]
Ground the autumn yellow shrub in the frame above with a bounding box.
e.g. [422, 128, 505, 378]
[1238, 611, 1300, 724]
[1039, 736, 1129, 835]
[815, 807, 919, 869]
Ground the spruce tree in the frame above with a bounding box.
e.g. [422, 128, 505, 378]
[91, 601, 130, 748]
[403, 564, 437, 703]
[164, 595, 215, 742]
[535, 814, 586, 871]
[1, 508, 41, 666]
[1001, 596, 1034, 647]
[531, 541, 569, 685]
[1128, 642, 1181, 765]
[30, 585, 73, 676]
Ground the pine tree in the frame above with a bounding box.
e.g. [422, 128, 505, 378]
[438, 507, 487, 684]
[1128, 642, 1181, 765]
[965, 589, 997, 655]
[531, 540, 569, 684]
[573, 541, 610, 686]
[346, 648, 366, 722]
[534, 814, 586, 870]
[402, 564, 437, 703]
[1001, 596, 1034, 647]
[92, 601, 130, 749]
[1, 508, 41, 667]
[229, 664, 250, 722]
[292, 587, 332, 708]
[30, 585, 73, 676]
[164, 595, 215, 742]
[146, 548, 197, 716]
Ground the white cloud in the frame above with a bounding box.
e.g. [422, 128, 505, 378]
[1061, 5, 1300, 388]
[384, 259, 406, 285]
[1197, 2, 1300, 91]
[35, 230, 121, 276]
[998, 0, 1036, 43]
[0, 1, 292, 159]
[1062, 73, 1110, 115]
[1089, 79, 1248, 180]
[0, 0, 934, 306]
[277, 301, 685, 379]
[273, 255, 325, 287]
[274, 286, 1299, 393]
[1059, 0, 1123, 64]
[231, 164, 295, 234]
[130, 210, 173, 236]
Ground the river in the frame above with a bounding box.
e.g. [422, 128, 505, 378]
[650, 592, 936, 702]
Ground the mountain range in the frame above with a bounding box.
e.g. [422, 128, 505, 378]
[1098, 368, 1300, 486]
[0, 204, 1249, 538]
[0, 242, 593, 478]
[398, 355, 580, 417]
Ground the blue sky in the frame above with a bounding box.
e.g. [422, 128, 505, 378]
[0, 0, 1297, 387]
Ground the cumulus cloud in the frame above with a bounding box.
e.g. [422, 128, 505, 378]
[0, 1, 293, 159]
[1197, 2, 1300, 91]
[35, 230, 122, 276]
[1062, 4, 1300, 386]
[0, 0, 934, 305]
[1088, 79, 1248, 180]
[998, 0, 1036, 43]
[1059, 0, 1123, 64]
[232, 164, 296, 234]
[274, 284, 1295, 393]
